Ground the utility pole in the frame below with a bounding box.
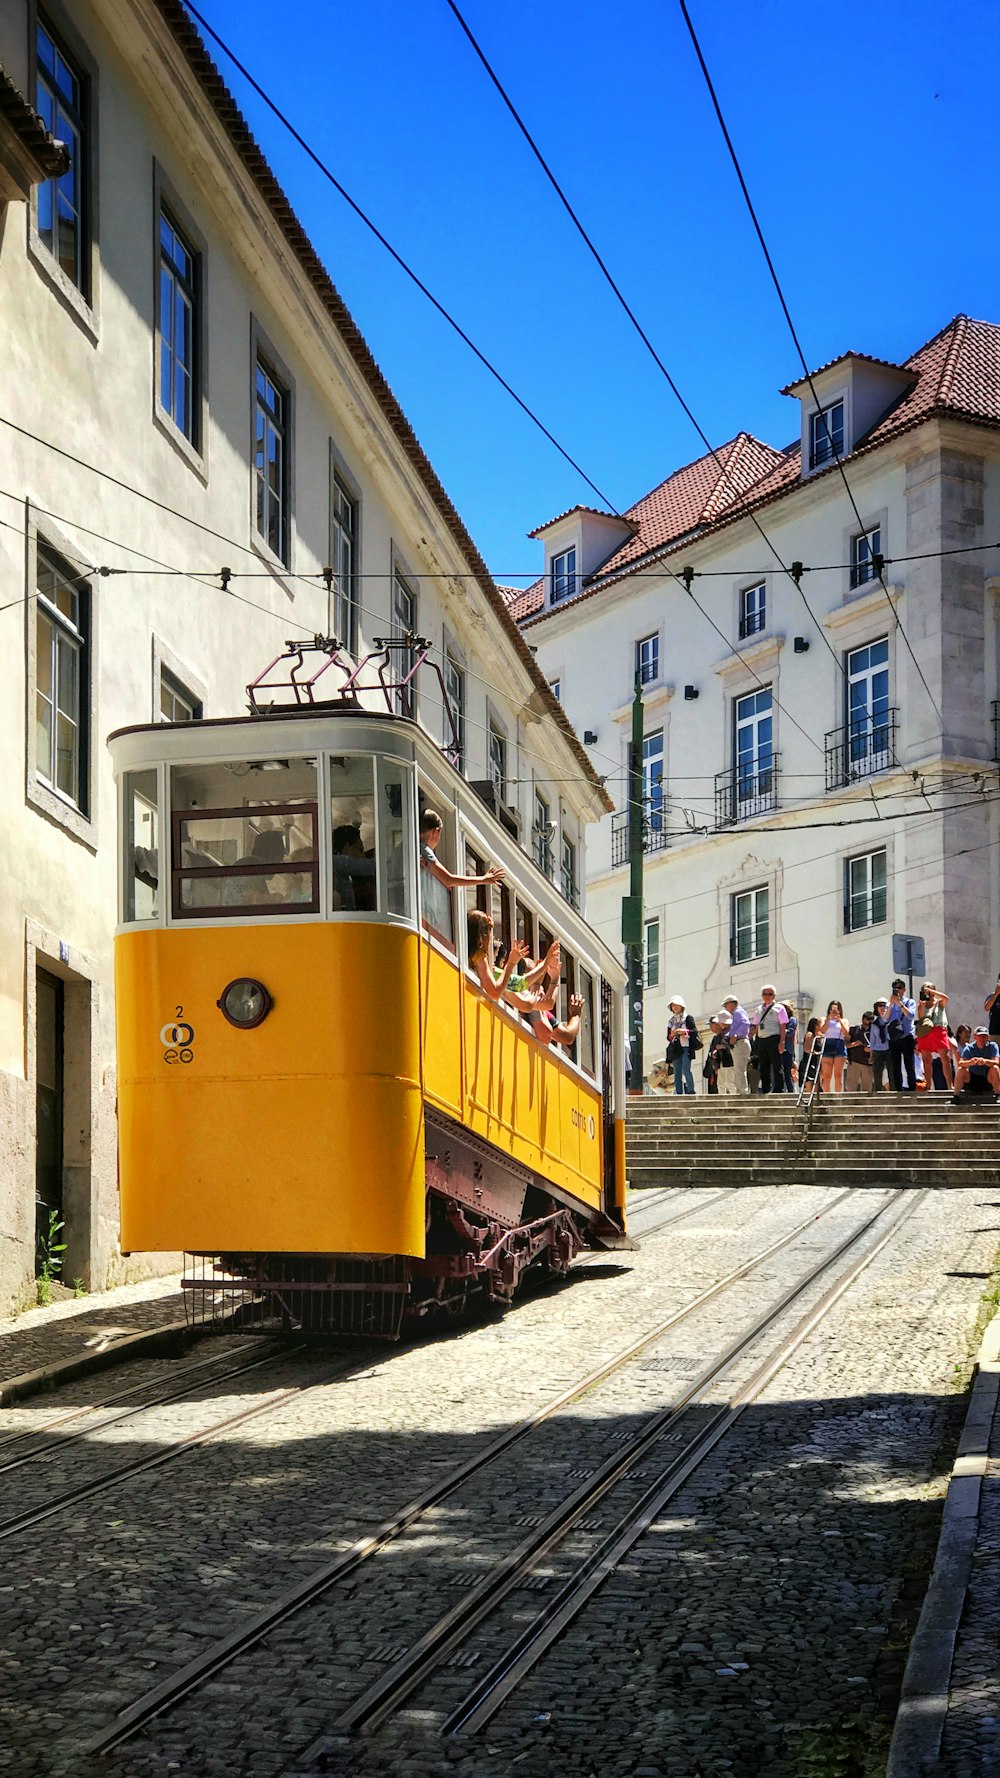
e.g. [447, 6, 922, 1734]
[621, 680, 644, 1092]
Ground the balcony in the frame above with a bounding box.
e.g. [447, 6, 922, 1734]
[824, 710, 898, 792]
[611, 798, 670, 868]
[714, 757, 779, 828]
[993, 700, 999, 762]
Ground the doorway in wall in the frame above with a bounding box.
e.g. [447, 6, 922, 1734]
[35, 967, 64, 1276]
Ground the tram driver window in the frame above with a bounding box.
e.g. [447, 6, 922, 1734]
[329, 756, 377, 911]
[124, 769, 159, 921]
[170, 757, 319, 917]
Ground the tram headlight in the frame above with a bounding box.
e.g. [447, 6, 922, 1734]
[217, 978, 272, 1029]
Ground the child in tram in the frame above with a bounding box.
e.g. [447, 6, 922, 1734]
[466, 911, 542, 1014]
[420, 810, 505, 892]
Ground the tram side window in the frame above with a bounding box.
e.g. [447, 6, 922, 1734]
[578, 969, 597, 1076]
[515, 900, 534, 961]
[171, 757, 319, 917]
[124, 769, 159, 921]
[418, 799, 455, 947]
[329, 755, 377, 912]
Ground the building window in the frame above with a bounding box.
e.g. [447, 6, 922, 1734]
[548, 678, 561, 702]
[160, 669, 201, 723]
[551, 547, 577, 604]
[635, 632, 659, 686]
[391, 569, 417, 717]
[36, 549, 89, 812]
[644, 917, 660, 988]
[254, 355, 289, 563]
[444, 651, 466, 771]
[642, 729, 664, 834]
[488, 718, 507, 802]
[36, 18, 86, 293]
[533, 789, 552, 875]
[734, 688, 774, 816]
[561, 834, 578, 909]
[158, 208, 198, 442]
[809, 400, 844, 469]
[850, 525, 882, 589]
[331, 470, 358, 650]
[846, 637, 891, 773]
[739, 582, 766, 639]
[731, 885, 769, 965]
[845, 848, 888, 933]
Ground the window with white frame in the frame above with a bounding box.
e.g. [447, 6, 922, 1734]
[36, 18, 88, 294]
[845, 847, 887, 932]
[331, 470, 358, 650]
[551, 547, 577, 604]
[254, 354, 289, 562]
[392, 568, 417, 717]
[35, 548, 90, 812]
[733, 687, 774, 816]
[548, 678, 561, 702]
[731, 885, 769, 964]
[846, 637, 891, 774]
[561, 833, 578, 909]
[488, 718, 507, 801]
[738, 582, 766, 639]
[160, 669, 201, 724]
[533, 788, 552, 875]
[644, 917, 660, 988]
[158, 207, 198, 444]
[642, 729, 664, 833]
[809, 400, 844, 469]
[850, 524, 882, 589]
[444, 651, 466, 772]
[635, 632, 659, 686]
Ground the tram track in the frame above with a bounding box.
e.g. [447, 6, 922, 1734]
[329, 1187, 927, 1742]
[87, 1184, 859, 1756]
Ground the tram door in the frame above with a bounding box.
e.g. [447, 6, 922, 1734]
[35, 969, 64, 1273]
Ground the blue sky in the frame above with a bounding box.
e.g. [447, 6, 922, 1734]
[192, 0, 1000, 581]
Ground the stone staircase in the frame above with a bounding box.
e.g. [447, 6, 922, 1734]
[626, 1093, 1000, 1187]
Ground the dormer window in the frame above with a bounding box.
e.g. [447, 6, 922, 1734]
[738, 582, 766, 640]
[809, 401, 844, 469]
[551, 546, 577, 604]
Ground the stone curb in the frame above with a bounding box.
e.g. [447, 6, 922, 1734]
[885, 1307, 1000, 1778]
[0, 1319, 192, 1408]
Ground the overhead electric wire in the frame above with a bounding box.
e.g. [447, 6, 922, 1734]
[677, 0, 947, 736]
[178, 1, 618, 514]
[442, 0, 854, 691]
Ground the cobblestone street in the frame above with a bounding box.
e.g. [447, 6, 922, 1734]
[0, 1185, 995, 1778]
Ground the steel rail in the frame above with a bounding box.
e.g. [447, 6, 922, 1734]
[86, 1185, 853, 1755]
[0, 1343, 327, 1545]
[0, 1338, 292, 1472]
[328, 1189, 914, 1737]
[445, 1187, 927, 1735]
[578, 1184, 740, 1256]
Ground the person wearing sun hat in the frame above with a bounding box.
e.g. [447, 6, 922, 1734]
[665, 993, 701, 1095]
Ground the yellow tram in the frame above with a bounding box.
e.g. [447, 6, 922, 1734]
[110, 662, 628, 1336]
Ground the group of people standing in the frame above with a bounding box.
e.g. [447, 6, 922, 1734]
[657, 974, 1000, 1099]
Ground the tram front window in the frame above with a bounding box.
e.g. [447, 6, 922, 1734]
[124, 769, 159, 921]
[170, 757, 319, 917]
[330, 756, 377, 911]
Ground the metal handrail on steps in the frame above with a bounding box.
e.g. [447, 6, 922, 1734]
[796, 1037, 826, 1110]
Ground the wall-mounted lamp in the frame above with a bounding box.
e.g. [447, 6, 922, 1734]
[793, 636, 810, 654]
[583, 729, 598, 745]
[684, 685, 699, 700]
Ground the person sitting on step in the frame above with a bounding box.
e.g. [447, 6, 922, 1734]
[952, 1027, 1000, 1104]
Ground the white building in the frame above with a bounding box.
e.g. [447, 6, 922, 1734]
[513, 317, 1000, 1065]
[0, 0, 608, 1311]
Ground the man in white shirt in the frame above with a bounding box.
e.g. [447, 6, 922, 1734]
[753, 985, 788, 1095]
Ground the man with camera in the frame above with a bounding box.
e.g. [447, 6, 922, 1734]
[887, 978, 917, 1091]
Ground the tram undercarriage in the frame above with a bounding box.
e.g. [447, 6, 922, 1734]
[181, 1112, 625, 1339]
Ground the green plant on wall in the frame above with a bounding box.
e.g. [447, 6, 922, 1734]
[36, 1210, 66, 1306]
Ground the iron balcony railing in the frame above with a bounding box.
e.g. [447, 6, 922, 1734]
[610, 797, 670, 868]
[714, 756, 779, 828]
[993, 700, 1000, 762]
[824, 709, 897, 792]
[530, 827, 554, 880]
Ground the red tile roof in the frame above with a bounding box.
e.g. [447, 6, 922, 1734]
[518, 316, 1000, 627]
[779, 349, 910, 396]
[528, 504, 636, 538]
